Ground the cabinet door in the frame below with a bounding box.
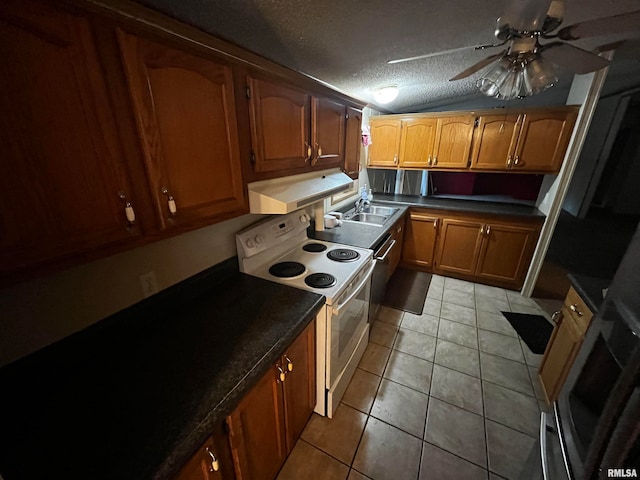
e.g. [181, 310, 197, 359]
[282, 321, 316, 451]
[475, 222, 540, 289]
[247, 76, 311, 173]
[227, 366, 287, 480]
[538, 310, 582, 404]
[402, 211, 439, 270]
[117, 31, 246, 230]
[512, 111, 577, 173]
[470, 114, 521, 170]
[368, 118, 402, 167]
[432, 116, 475, 169]
[398, 118, 438, 168]
[344, 107, 363, 179]
[0, 0, 141, 279]
[434, 218, 483, 276]
[175, 423, 235, 480]
[312, 97, 345, 169]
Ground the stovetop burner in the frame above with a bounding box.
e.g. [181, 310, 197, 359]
[305, 273, 337, 289]
[327, 248, 360, 262]
[303, 243, 328, 253]
[269, 261, 306, 278]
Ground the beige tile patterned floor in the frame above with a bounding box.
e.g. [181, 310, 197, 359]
[276, 275, 549, 480]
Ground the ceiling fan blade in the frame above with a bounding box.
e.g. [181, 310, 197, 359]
[541, 43, 611, 74]
[542, 0, 566, 32]
[449, 52, 506, 81]
[557, 10, 640, 40]
[388, 45, 478, 64]
[501, 0, 551, 31]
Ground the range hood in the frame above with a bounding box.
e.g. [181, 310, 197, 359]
[247, 168, 354, 214]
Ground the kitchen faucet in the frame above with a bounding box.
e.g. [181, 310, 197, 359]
[354, 197, 370, 213]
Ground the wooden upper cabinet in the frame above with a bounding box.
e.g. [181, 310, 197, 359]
[475, 222, 540, 287]
[312, 97, 345, 169]
[402, 210, 440, 269]
[399, 118, 438, 168]
[432, 115, 475, 169]
[513, 110, 577, 172]
[470, 114, 521, 170]
[368, 118, 402, 167]
[344, 107, 363, 179]
[434, 218, 484, 276]
[247, 76, 311, 173]
[117, 31, 246, 230]
[0, 0, 142, 278]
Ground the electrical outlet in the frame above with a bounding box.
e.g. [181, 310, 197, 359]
[140, 271, 159, 298]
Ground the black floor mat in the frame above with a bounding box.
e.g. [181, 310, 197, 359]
[501, 312, 553, 354]
[382, 268, 432, 315]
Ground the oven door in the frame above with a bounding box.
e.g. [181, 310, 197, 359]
[325, 260, 375, 416]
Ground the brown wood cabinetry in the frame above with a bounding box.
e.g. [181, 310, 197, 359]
[117, 30, 246, 231]
[471, 109, 577, 173]
[387, 216, 406, 280]
[227, 321, 315, 480]
[539, 286, 594, 404]
[175, 423, 235, 480]
[368, 118, 402, 167]
[398, 118, 438, 168]
[0, 0, 144, 279]
[247, 75, 348, 174]
[431, 115, 475, 169]
[401, 207, 543, 290]
[344, 107, 363, 179]
[401, 210, 440, 269]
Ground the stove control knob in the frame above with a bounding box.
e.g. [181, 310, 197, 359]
[299, 213, 309, 223]
[246, 238, 255, 248]
[255, 234, 265, 244]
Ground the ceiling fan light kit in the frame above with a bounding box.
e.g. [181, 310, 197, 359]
[373, 85, 399, 104]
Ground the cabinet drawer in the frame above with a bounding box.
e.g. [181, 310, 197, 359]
[564, 286, 593, 334]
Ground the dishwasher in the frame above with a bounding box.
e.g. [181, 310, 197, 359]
[369, 232, 399, 321]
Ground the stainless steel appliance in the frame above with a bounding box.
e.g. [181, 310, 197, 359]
[540, 223, 640, 479]
[370, 232, 399, 320]
[236, 211, 374, 418]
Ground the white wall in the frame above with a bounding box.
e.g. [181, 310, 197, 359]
[0, 213, 266, 367]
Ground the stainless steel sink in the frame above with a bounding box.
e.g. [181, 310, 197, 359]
[363, 206, 398, 216]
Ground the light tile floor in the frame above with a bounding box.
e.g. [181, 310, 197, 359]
[276, 275, 552, 480]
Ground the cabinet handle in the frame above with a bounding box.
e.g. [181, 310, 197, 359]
[285, 356, 293, 372]
[428, 155, 432, 166]
[433, 219, 438, 229]
[433, 156, 438, 165]
[486, 225, 491, 235]
[507, 156, 513, 168]
[304, 142, 312, 163]
[393, 154, 398, 165]
[317, 144, 323, 158]
[397, 225, 402, 233]
[161, 187, 177, 216]
[514, 155, 520, 166]
[277, 365, 286, 383]
[118, 191, 136, 225]
[205, 447, 220, 472]
[551, 310, 562, 324]
[570, 304, 583, 317]
[480, 225, 484, 235]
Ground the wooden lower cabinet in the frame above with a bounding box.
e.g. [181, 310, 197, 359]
[538, 286, 594, 404]
[175, 422, 235, 480]
[402, 207, 543, 290]
[401, 210, 440, 270]
[226, 320, 316, 480]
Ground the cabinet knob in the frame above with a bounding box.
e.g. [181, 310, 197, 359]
[433, 219, 438, 229]
[161, 187, 177, 216]
[507, 156, 513, 168]
[433, 156, 438, 165]
[285, 355, 293, 372]
[397, 225, 402, 233]
[486, 225, 491, 235]
[570, 304, 583, 317]
[428, 155, 432, 166]
[393, 154, 398, 165]
[480, 225, 484, 235]
[514, 155, 520, 166]
[118, 191, 136, 225]
[205, 447, 220, 472]
[305, 142, 312, 163]
[317, 144, 323, 158]
[277, 365, 286, 383]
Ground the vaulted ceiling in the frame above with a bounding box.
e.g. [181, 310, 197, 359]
[137, 0, 640, 112]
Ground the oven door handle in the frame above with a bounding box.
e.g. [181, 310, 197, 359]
[332, 260, 375, 316]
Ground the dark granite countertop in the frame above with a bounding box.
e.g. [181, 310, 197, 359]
[568, 273, 610, 314]
[0, 258, 324, 480]
[372, 193, 546, 219]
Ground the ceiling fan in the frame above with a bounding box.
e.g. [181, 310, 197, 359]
[388, 0, 640, 99]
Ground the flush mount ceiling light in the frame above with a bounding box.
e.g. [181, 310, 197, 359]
[374, 85, 399, 104]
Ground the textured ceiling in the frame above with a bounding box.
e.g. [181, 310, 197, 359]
[136, 0, 640, 112]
